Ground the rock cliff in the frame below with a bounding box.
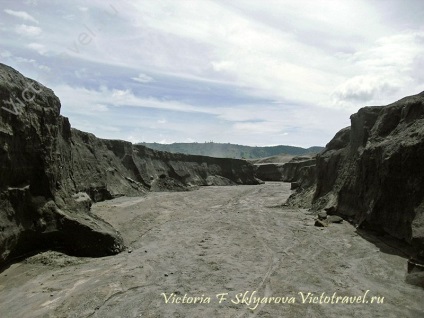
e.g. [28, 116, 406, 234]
[254, 156, 315, 185]
[254, 164, 286, 181]
[0, 63, 124, 264]
[288, 92, 424, 256]
[0, 63, 259, 265]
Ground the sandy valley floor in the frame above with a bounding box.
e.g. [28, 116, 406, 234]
[0, 182, 423, 317]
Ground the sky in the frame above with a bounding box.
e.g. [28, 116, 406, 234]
[0, 0, 423, 147]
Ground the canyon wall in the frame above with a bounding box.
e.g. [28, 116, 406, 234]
[0, 64, 259, 265]
[288, 92, 424, 254]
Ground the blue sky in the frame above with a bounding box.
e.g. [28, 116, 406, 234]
[1, 0, 423, 147]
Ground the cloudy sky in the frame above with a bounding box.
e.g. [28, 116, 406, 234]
[1, 0, 423, 147]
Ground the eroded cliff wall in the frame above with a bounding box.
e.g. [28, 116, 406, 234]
[0, 64, 126, 264]
[0, 64, 259, 265]
[288, 92, 424, 253]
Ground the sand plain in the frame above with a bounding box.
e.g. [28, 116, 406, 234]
[0, 182, 423, 317]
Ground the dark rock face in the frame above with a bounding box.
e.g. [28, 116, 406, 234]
[254, 164, 286, 181]
[131, 145, 260, 190]
[59, 128, 259, 198]
[288, 92, 424, 255]
[0, 63, 259, 265]
[284, 158, 317, 207]
[254, 156, 316, 183]
[0, 63, 125, 264]
[280, 156, 316, 183]
[254, 156, 317, 207]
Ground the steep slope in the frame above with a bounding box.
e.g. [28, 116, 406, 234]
[288, 92, 424, 258]
[0, 63, 259, 265]
[59, 128, 259, 201]
[0, 63, 125, 264]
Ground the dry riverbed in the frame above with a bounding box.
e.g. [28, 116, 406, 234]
[0, 182, 423, 317]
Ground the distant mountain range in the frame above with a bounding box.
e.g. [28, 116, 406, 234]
[139, 142, 324, 159]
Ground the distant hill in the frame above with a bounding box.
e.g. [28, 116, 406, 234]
[138, 142, 324, 159]
[248, 154, 297, 165]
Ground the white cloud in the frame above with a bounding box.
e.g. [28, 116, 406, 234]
[0, 49, 12, 58]
[15, 24, 42, 36]
[332, 30, 424, 108]
[52, 85, 220, 116]
[14, 57, 36, 64]
[49, 82, 349, 146]
[333, 75, 399, 103]
[4, 9, 39, 24]
[118, 1, 351, 105]
[38, 64, 51, 72]
[62, 14, 75, 20]
[233, 121, 286, 135]
[351, 32, 424, 72]
[2, 0, 423, 147]
[24, 0, 39, 6]
[28, 42, 47, 55]
[132, 73, 154, 83]
[211, 60, 235, 72]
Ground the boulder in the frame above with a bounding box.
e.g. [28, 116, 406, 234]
[317, 211, 327, 220]
[314, 219, 328, 227]
[327, 215, 343, 224]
